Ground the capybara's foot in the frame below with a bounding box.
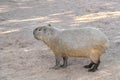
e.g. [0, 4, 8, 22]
[49, 65, 61, 70]
[84, 65, 91, 68]
[88, 68, 97, 72]
[88, 60, 100, 72]
[84, 61, 94, 68]
[60, 64, 67, 68]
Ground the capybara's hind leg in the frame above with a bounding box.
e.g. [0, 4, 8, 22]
[84, 61, 94, 68]
[88, 60, 100, 72]
[88, 51, 101, 72]
[61, 56, 68, 68]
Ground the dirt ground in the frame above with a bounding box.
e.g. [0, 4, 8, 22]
[0, 0, 120, 80]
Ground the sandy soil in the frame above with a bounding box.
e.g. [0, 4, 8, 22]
[0, 0, 120, 80]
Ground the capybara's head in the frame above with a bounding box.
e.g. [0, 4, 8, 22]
[33, 24, 51, 40]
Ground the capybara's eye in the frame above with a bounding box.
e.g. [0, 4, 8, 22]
[39, 28, 42, 31]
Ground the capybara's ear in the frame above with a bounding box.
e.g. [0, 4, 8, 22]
[48, 24, 51, 27]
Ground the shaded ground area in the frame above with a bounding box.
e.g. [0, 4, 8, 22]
[0, 0, 120, 80]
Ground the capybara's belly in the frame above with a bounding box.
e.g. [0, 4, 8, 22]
[61, 49, 89, 57]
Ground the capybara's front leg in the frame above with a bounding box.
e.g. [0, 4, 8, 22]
[61, 56, 68, 68]
[50, 55, 61, 69]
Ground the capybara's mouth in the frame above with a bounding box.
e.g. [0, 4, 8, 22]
[34, 35, 39, 40]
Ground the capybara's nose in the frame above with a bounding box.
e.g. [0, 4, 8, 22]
[33, 28, 38, 35]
